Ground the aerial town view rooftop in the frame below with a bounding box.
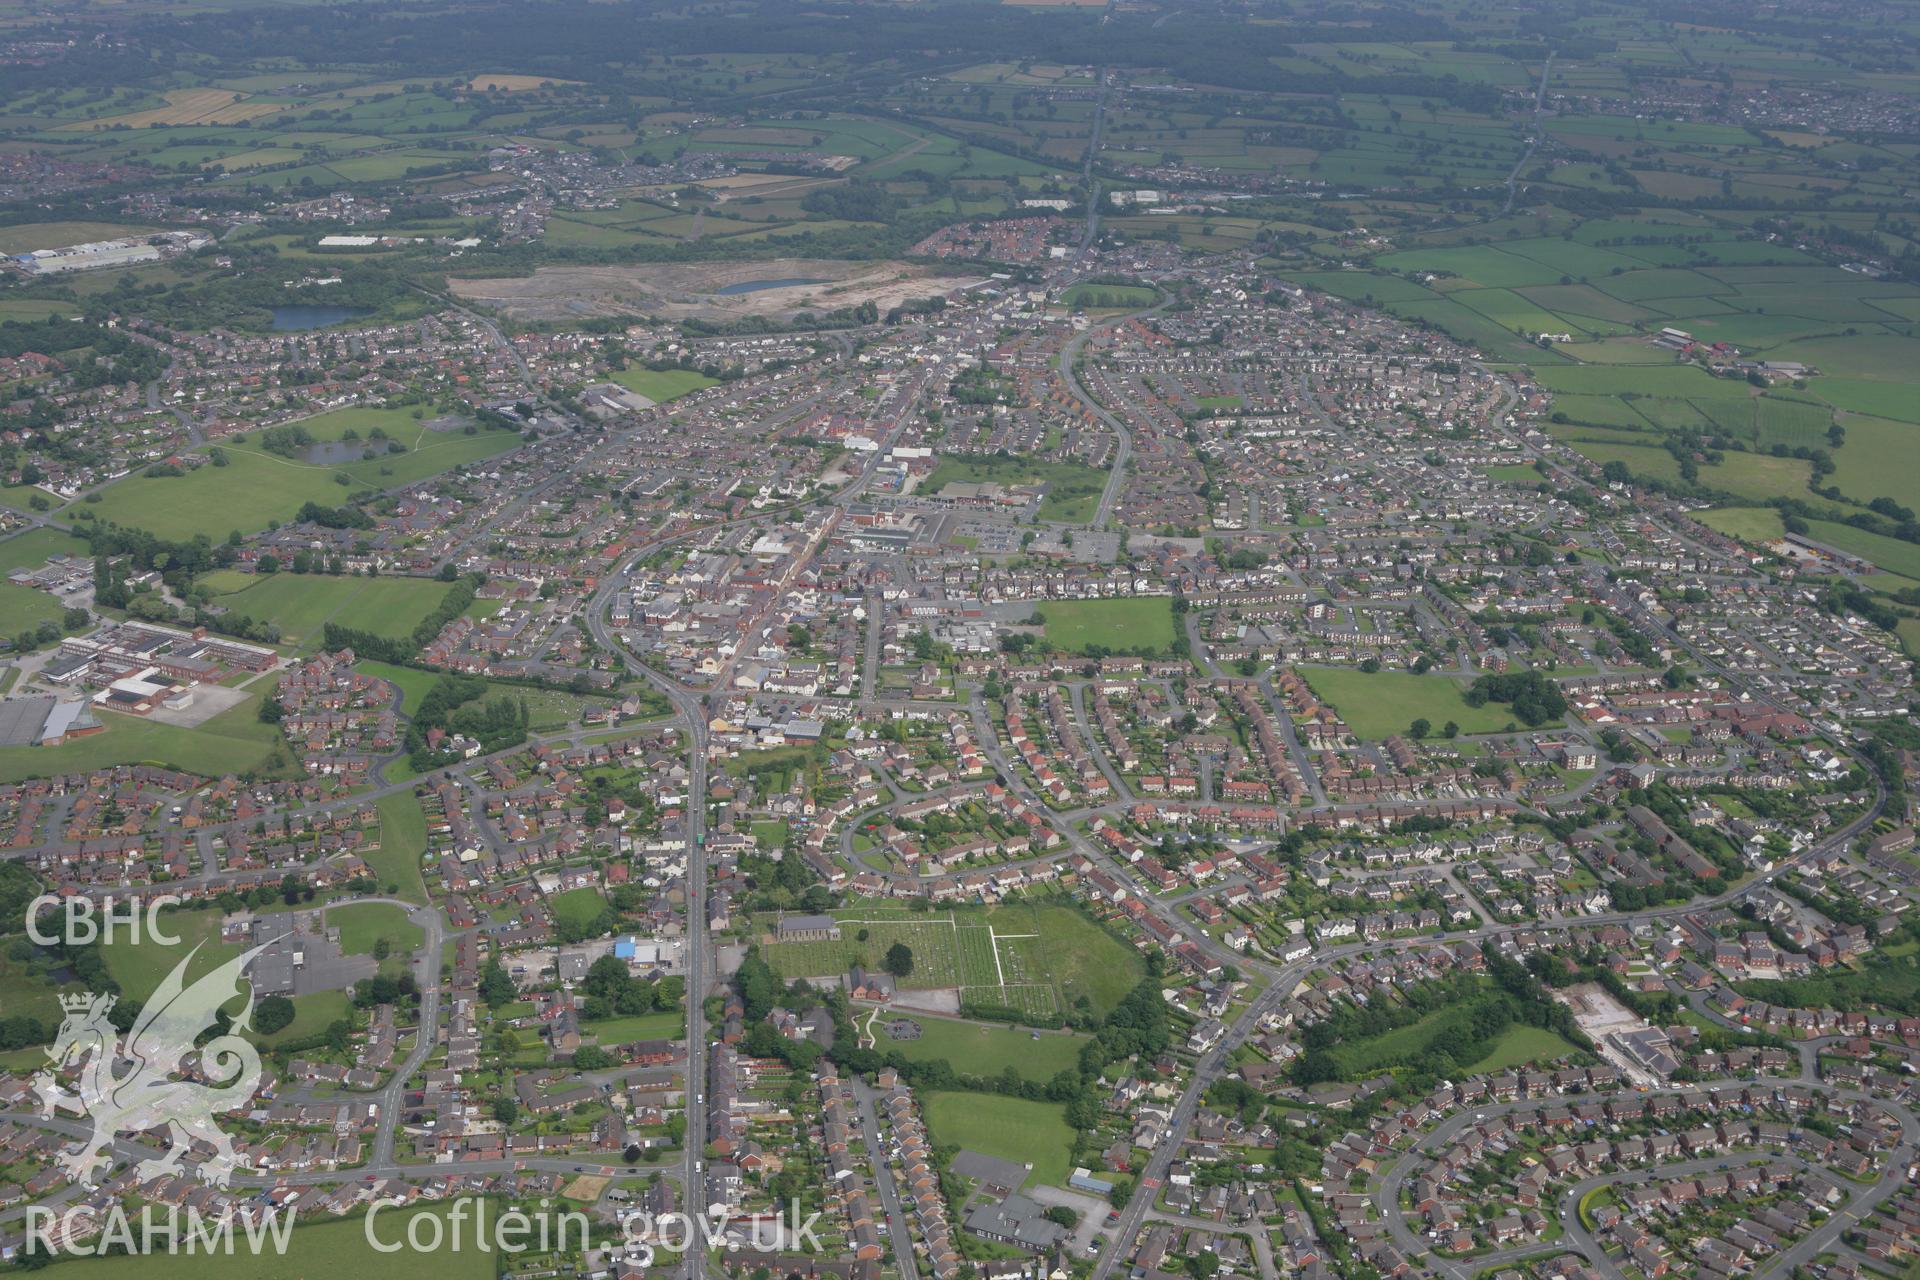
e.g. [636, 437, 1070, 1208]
[0, 1, 1919, 1280]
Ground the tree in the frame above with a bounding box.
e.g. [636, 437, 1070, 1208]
[493, 1097, 519, 1125]
[1409, 718, 1431, 739]
[883, 942, 914, 979]
[254, 995, 296, 1035]
[479, 957, 516, 1007]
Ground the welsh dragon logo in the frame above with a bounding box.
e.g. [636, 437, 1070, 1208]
[34, 941, 273, 1187]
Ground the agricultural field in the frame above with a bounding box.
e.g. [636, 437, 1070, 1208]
[1036, 597, 1177, 655]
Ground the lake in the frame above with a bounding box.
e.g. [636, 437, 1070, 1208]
[713, 277, 827, 296]
[271, 305, 373, 331]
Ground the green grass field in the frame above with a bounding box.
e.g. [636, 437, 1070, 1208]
[549, 886, 608, 931]
[1059, 283, 1156, 309]
[0, 581, 67, 632]
[100, 909, 241, 1001]
[258, 989, 355, 1046]
[608, 367, 719, 401]
[364, 792, 430, 902]
[0, 221, 156, 254]
[922, 1090, 1074, 1188]
[923, 454, 1108, 523]
[1696, 507, 1786, 545]
[584, 1009, 684, 1043]
[52, 1201, 493, 1280]
[214, 574, 459, 649]
[1805, 519, 1920, 578]
[88, 422, 518, 540]
[763, 901, 1141, 1018]
[1462, 1024, 1578, 1074]
[1300, 665, 1540, 739]
[0, 689, 288, 784]
[0, 949, 74, 1033]
[328, 902, 423, 958]
[1037, 598, 1177, 655]
[0, 526, 89, 574]
[874, 1012, 1087, 1078]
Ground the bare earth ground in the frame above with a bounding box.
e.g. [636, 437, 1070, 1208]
[448, 258, 980, 324]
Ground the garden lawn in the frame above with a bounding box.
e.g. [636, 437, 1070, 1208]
[1038, 598, 1176, 655]
[1299, 665, 1536, 739]
[922, 1090, 1074, 1188]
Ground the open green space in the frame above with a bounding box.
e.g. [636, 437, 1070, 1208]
[1299, 665, 1537, 739]
[548, 886, 609, 931]
[87, 419, 519, 540]
[923, 454, 1108, 524]
[1462, 1024, 1579, 1074]
[214, 573, 460, 649]
[874, 1012, 1087, 1078]
[1696, 507, 1786, 545]
[1059, 283, 1157, 309]
[608, 367, 719, 401]
[54, 1200, 494, 1280]
[99, 909, 241, 1002]
[327, 901, 423, 958]
[364, 792, 430, 903]
[584, 1009, 684, 1043]
[922, 1090, 1074, 1189]
[1036, 597, 1177, 656]
[0, 689, 289, 784]
[762, 900, 1141, 1018]
[0, 527, 90, 574]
